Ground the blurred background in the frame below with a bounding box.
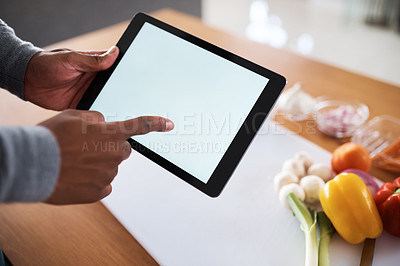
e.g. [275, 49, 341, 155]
[0, 0, 399, 86]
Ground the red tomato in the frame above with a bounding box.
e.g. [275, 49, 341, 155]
[331, 142, 371, 173]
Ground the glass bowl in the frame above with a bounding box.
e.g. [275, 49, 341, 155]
[313, 96, 369, 138]
[352, 115, 400, 173]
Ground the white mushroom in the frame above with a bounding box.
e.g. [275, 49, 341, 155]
[282, 158, 306, 178]
[294, 151, 314, 171]
[279, 183, 306, 208]
[307, 163, 333, 182]
[273, 171, 299, 191]
[300, 175, 325, 204]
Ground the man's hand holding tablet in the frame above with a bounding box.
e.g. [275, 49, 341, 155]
[78, 13, 286, 197]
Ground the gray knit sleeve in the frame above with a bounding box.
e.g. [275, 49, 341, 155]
[0, 19, 42, 99]
[0, 126, 60, 202]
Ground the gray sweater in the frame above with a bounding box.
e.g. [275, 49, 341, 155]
[0, 19, 59, 202]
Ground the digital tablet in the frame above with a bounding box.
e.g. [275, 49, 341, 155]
[77, 12, 286, 197]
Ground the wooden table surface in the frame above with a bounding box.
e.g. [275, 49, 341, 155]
[0, 8, 399, 265]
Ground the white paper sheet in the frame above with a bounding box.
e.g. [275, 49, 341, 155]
[103, 120, 400, 265]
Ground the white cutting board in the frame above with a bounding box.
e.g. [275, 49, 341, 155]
[102, 120, 400, 266]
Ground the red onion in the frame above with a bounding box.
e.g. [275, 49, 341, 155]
[341, 169, 379, 196]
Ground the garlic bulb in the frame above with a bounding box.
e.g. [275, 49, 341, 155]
[277, 82, 315, 120]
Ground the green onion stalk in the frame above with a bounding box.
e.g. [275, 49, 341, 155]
[287, 192, 318, 266]
[317, 211, 334, 266]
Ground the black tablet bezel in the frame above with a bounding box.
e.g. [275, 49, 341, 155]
[77, 12, 286, 197]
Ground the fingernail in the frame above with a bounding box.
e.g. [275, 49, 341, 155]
[107, 46, 117, 55]
[166, 121, 174, 131]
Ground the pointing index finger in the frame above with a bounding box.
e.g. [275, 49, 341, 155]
[110, 116, 174, 138]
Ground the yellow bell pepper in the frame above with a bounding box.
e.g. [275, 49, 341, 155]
[319, 173, 382, 244]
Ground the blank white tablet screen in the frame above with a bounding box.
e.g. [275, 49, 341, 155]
[90, 22, 269, 183]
